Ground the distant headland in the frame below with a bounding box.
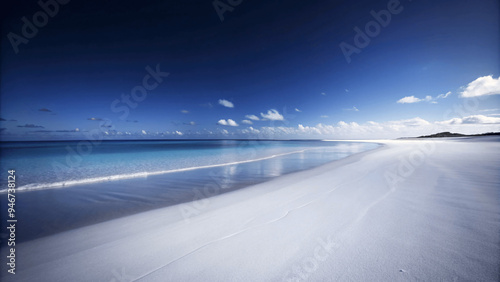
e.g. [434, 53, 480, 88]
[416, 132, 500, 138]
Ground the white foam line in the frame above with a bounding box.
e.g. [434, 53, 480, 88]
[0, 149, 312, 194]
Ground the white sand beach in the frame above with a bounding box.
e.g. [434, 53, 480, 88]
[2, 137, 499, 281]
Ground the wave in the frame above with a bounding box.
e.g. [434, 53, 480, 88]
[0, 149, 310, 193]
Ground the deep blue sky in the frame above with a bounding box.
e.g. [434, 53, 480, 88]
[1, 0, 499, 140]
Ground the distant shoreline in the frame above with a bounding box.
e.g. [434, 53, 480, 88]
[404, 131, 500, 139]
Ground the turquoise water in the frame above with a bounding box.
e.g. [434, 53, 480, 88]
[0, 140, 380, 242]
[0, 140, 378, 191]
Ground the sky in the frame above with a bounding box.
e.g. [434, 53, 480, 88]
[1, 0, 499, 140]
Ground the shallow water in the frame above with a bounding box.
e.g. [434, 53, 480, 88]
[0, 140, 379, 242]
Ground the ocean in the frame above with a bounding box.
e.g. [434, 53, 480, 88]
[0, 140, 379, 242]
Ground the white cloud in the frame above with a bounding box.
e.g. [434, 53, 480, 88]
[320, 115, 329, 118]
[233, 115, 500, 139]
[218, 99, 234, 108]
[241, 120, 253, 125]
[141, 130, 147, 135]
[295, 108, 302, 112]
[460, 75, 500, 97]
[321, 92, 326, 96]
[337, 121, 348, 127]
[392, 117, 430, 127]
[217, 119, 239, 126]
[189, 121, 196, 126]
[181, 110, 189, 114]
[397, 96, 422, 104]
[175, 131, 183, 136]
[344, 106, 359, 111]
[260, 109, 284, 121]
[241, 126, 260, 134]
[398, 92, 452, 104]
[436, 91, 452, 99]
[437, 115, 500, 125]
[245, 114, 260, 121]
[345, 89, 349, 93]
[298, 124, 322, 135]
